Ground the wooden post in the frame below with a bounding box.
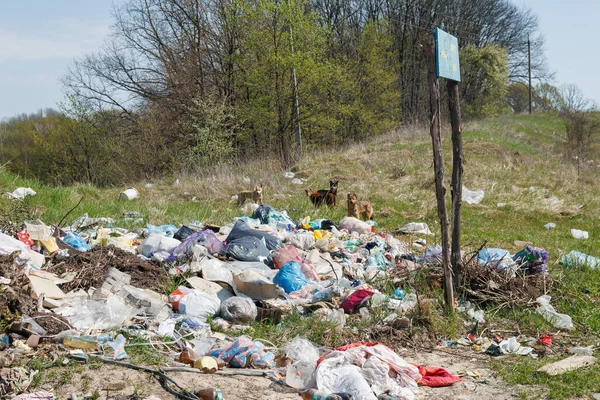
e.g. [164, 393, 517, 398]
[447, 80, 463, 290]
[423, 35, 454, 311]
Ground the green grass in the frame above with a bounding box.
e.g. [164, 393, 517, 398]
[493, 355, 600, 399]
[4, 112, 600, 398]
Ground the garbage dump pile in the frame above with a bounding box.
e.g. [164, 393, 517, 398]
[0, 198, 580, 400]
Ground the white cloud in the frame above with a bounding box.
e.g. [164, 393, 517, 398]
[0, 17, 110, 64]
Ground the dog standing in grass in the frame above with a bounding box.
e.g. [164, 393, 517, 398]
[307, 180, 338, 207]
[237, 184, 263, 206]
[347, 193, 373, 220]
[319, 180, 338, 207]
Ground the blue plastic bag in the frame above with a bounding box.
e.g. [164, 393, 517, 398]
[62, 232, 91, 252]
[144, 224, 178, 238]
[560, 250, 600, 269]
[477, 248, 511, 265]
[273, 261, 308, 293]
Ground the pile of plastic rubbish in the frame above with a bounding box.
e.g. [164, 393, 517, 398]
[0, 197, 574, 400]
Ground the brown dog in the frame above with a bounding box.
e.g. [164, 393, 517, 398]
[305, 188, 325, 206]
[347, 193, 373, 220]
[317, 180, 338, 207]
[237, 185, 263, 206]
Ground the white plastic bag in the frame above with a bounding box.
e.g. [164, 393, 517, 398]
[571, 229, 589, 240]
[325, 309, 346, 333]
[219, 296, 257, 323]
[395, 222, 433, 235]
[286, 362, 316, 390]
[285, 232, 316, 250]
[285, 337, 320, 364]
[536, 295, 574, 330]
[339, 217, 371, 235]
[284, 336, 320, 389]
[179, 291, 221, 323]
[462, 186, 484, 205]
[499, 337, 533, 355]
[58, 296, 139, 330]
[467, 309, 485, 323]
[0, 232, 31, 266]
[6, 187, 36, 199]
[188, 337, 217, 357]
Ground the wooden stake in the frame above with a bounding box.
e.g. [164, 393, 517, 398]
[423, 35, 454, 310]
[448, 79, 463, 290]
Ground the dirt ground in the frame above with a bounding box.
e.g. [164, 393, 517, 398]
[41, 348, 526, 400]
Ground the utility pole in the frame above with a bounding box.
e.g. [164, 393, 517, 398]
[289, 24, 302, 159]
[528, 34, 532, 114]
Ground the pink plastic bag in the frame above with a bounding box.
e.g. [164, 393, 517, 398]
[274, 245, 318, 280]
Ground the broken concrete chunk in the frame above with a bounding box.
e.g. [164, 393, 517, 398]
[537, 355, 596, 376]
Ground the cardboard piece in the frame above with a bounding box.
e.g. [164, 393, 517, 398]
[27, 249, 45, 269]
[186, 276, 233, 302]
[28, 275, 66, 301]
[233, 270, 278, 300]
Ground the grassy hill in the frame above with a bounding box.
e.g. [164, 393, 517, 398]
[2, 113, 600, 399]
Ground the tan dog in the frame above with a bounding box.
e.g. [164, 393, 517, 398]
[347, 193, 373, 220]
[237, 185, 263, 206]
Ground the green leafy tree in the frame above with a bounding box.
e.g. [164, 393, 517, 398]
[460, 45, 509, 118]
[185, 98, 237, 169]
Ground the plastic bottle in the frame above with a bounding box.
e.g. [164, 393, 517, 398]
[179, 348, 199, 366]
[81, 334, 112, 345]
[300, 389, 353, 400]
[63, 336, 100, 350]
[194, 388, 223, 400]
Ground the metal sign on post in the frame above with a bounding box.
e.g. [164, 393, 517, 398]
[423, 28, 464, 311]
[435, 28, 461, 82]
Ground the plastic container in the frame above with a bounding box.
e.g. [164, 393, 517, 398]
[119, 188, 139, 201]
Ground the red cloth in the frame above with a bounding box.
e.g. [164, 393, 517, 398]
[411, 364, 462, 387]
[340, 289, 375, 314]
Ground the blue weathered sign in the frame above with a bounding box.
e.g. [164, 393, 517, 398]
[435, 28, 460, 82]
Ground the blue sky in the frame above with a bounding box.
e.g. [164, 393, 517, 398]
[0, 1, 124, 119]
[0, 0, 598, 119]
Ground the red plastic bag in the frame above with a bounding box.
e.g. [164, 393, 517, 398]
[168, 286, 194, 310]
[412, 364, 462, 387]
[340, 289, 375, 314]
[537, 334, 552, 346]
